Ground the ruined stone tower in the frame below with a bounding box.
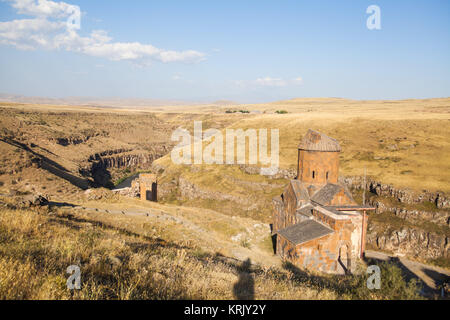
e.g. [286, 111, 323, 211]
[139, 173, 158, 202]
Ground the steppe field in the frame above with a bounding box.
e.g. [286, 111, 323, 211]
[0, 97, 449, 300]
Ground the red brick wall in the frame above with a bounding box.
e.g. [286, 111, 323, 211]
[297, 150, 339, 185]
[277, 233, 349, 273]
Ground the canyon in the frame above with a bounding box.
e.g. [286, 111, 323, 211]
[0, 100, 448, 300]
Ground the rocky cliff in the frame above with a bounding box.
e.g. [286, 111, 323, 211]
[341, 176, 449, 262]
[81, 145, 169, 187]
[366, 224, 449, 260]
[341, 176, 450, 209]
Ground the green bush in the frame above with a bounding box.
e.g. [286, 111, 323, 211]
[225, 109, 250, 114]
[348, 262, 423, 300]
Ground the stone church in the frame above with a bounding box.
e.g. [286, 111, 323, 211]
[272, 130, 374, 274]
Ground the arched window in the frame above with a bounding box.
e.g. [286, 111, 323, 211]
[326, 172, 329, 180]
[312, 171, 315, 179]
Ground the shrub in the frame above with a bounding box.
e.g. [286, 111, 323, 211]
[348, 262, 423, 300]
[240, 237, 251, 248]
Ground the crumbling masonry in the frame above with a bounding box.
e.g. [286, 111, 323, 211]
[139, 173, 158, 202]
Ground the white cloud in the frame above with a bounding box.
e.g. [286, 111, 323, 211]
[293, 77, 303, 84]
[9, 0, 77, 18]
[0, 0, 206, 65]
[172, 73, 182, 80]
[255, 77, 288, 87]
[0, 18, 65, 50]
[235, 76, 304, 88]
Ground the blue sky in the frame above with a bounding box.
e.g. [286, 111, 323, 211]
[0, 0, 449, 103]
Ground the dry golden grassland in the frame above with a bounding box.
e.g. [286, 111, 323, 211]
[0, 98, 446, 299]
[2, 98, 449, 195]
[156, 97, 450, 194]
[0, 203, 324, 300]
[0, 202, 421, 300]
[151, 98, 450, 228]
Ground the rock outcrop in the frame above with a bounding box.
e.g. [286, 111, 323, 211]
[55, 135, 95, 146]
[341, 176, 450, 261]
[372, 203, 449, 226]
[367, 225, 449, 260]
[20, 194, 49, 207]
[112, 178, 140, 198]
[341, 176, 450, 209]
[238, 165, 450, 210]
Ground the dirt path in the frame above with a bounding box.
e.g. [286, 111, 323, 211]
[52, 200, 281, 268]
[365, 250, 449, 298]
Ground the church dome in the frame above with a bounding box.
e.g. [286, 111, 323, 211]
[298, 129, 341, 152]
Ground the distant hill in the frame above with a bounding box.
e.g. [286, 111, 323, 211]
[0, 93, 207, 108]
[210, 100, 239, 106]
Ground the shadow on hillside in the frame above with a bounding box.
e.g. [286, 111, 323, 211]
[421, 267, 449, 292]
[420, 266, 449, 299]
[269, 224, 277, 254]
[49, 210, 189, 252]
[232, 258, 255, 300]
[90, 165, 114, 189]
[0, 137, 91, 190]
[282, 261, 351, 296]
[48, 201, 78, 208]
[199, 253, 348, 299]
[364, 255, 438, 298]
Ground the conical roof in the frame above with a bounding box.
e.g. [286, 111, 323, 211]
[298, 129, 341, 152]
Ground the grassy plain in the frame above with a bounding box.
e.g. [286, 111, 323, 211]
[155, 97, 450, 193]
